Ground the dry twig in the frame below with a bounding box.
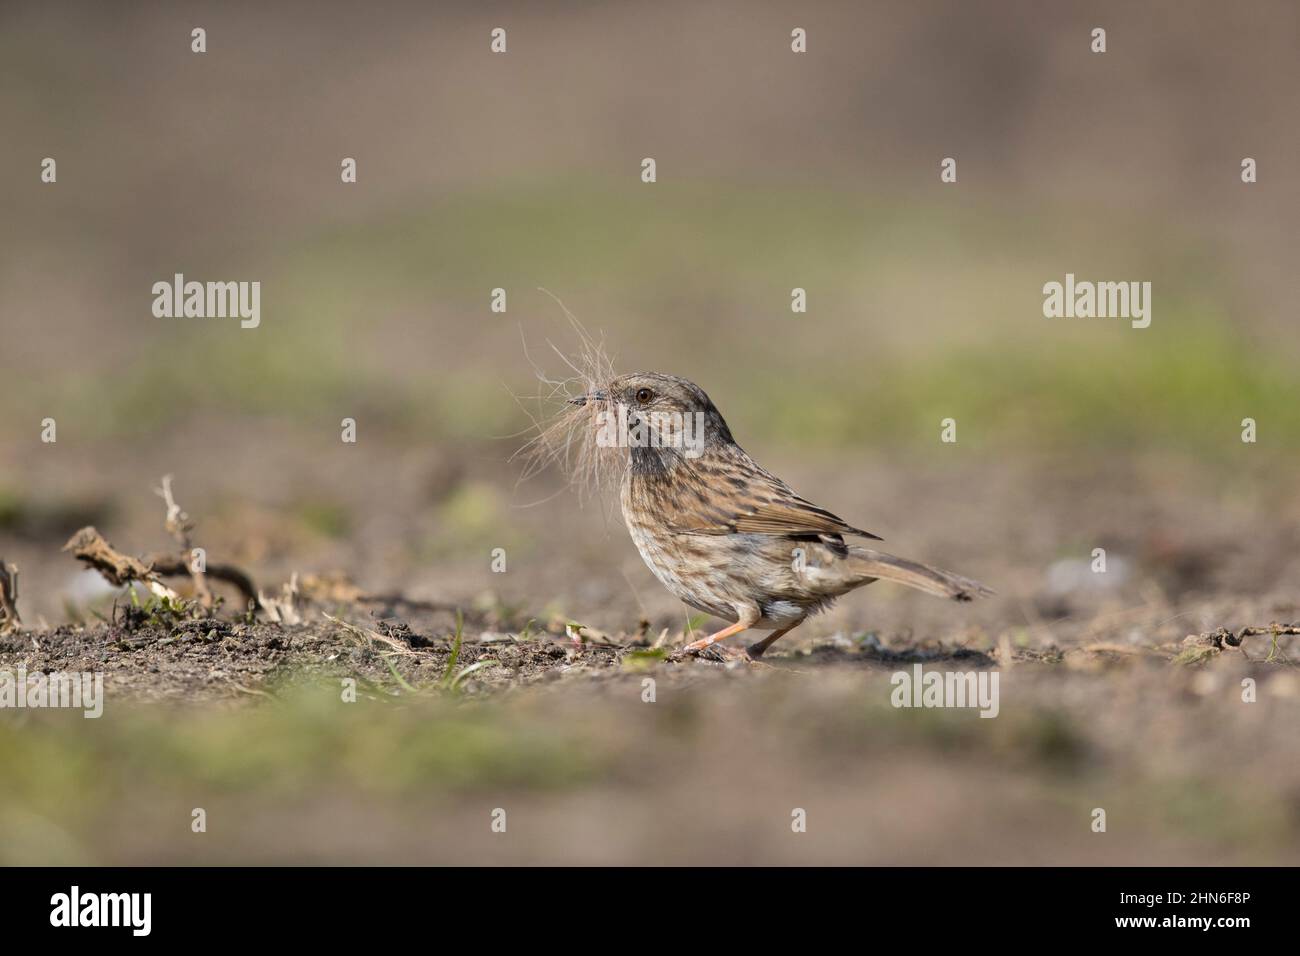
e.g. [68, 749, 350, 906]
[259, 573, 303, 625]
[62, 526, 181, 600]
[1218, 622, 1300, 647]
[142, 552, 257, 608]
[322, 612, 417, 656]
[155, 474, 213, 609]
[65, 474, 260, 618]
[0, 559, 21, 634]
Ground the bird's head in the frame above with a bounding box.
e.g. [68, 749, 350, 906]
[571, 371, 734, 465]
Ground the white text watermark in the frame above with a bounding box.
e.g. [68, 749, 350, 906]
[595, 407, 706, 458]
[890, 663, 999, 718]
[0, 666, 104, 718]
[1043, 273, 1151, 329]
[152, 273, 260, 328]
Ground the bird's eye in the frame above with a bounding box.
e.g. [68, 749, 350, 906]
[634, 387, 654, 404]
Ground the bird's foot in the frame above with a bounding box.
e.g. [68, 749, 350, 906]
[670, 642, 767, 666]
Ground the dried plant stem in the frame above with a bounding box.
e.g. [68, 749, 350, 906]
[323, 612, 417, 656]
[155, 474, 213, 609]
[0, 559, 21, 633]
[143, 552, 257, 607]
[62, 527, 182, 602]
[259, 573, 303, 625]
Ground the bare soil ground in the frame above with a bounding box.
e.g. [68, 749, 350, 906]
[4, 605, 1293, 705]
[3, 592, 1299, 866]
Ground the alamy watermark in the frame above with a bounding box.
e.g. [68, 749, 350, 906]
[1043, 273, 1150, 329]
[595, 406, 706, 458]
[890, 663, 999, 718]
[50, 886, 150, 936]
[152, 273, 260, 328]
[1, 666, 104, 718]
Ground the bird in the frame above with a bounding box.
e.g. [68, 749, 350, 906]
[570, 371, 992, 660]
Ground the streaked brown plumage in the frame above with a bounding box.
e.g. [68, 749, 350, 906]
[575, 372, 992, 660]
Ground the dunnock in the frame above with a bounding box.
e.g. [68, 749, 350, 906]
[572, 372, 992, 660]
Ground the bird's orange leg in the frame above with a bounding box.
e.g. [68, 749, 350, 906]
[745, 624, 796, 660]
[682, 620, 749, 653]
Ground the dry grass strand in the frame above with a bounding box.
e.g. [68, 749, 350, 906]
[508, 291, 624, 501]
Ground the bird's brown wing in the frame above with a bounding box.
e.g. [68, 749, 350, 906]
[671, 451, 882, 540]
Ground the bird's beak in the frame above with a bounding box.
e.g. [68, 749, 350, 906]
[569, 390, 607, 407]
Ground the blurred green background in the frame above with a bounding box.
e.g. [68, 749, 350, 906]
[3, 0, 1297, 456]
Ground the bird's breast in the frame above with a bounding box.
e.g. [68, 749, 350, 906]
[621, 473, 739, 620]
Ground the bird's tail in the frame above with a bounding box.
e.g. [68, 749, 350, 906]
[847, 548, 994, 602]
